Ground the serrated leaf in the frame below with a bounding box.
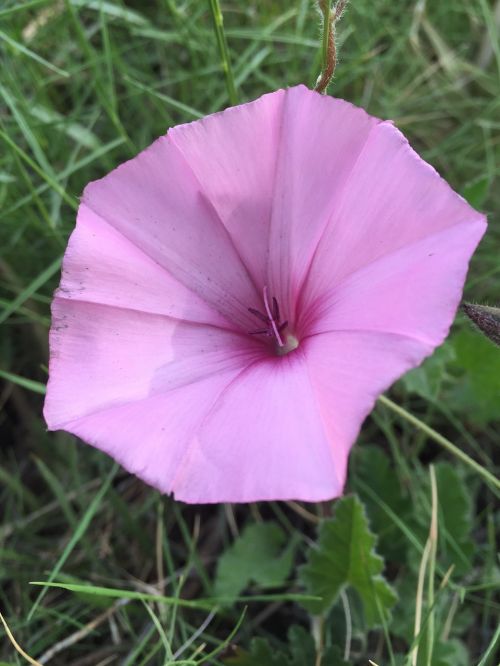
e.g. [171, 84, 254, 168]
[287, 626, 316, 666]
[300, 495, 397, 627]
[288, 626, 350, 666]
[214, 522, 295, 602]
[402, 343, 455, 400]
[350, 446, 412, 561]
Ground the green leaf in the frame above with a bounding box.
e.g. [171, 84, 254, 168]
[390, 573, 419, 641]
[321, 648, 351, 666]
[300, 495, 397, 626]
[350, 446, 413, 560]
[391, 571, 475, 643]
[288, 626, 350, 666]
[428, 639, 469, 666]
[415, 462, 474, 574]
[462, 175, 490, 209]
[214, 522, 295, 602]
[449, 330, 500, 424]
[287, 626, 319, 666]
[404, 462, 475, 577]
[434, 464, 472, 546]
[402, 343, 455, 400]
[287, 626, 315, 666]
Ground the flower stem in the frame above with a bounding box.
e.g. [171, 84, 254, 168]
[208, 0, 239, 106]
[378, 395, 500, 494]
[315, 1, 347, 94]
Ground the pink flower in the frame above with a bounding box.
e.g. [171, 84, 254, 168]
[44, 86, 486, 503]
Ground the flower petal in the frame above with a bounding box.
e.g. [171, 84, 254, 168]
[83, 133, 262, 329]
[44, 298, 261, 428]
[303, 218, 486, 344]
[266, 86, 379, 322]
[50, 372, 245, 495]
[302, 120, 486, 313]
[58, 204, 235, 329]
[46, 305, 341, 502]
[172, 353, 342, 503]
[169, 89, 286, 288]
[303, 330, 430, 464]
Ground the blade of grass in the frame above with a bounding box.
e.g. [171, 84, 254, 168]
[477, 624, 500, 666]
[71, 0, 149, 27]
[0, 369, 47, 395]
[192, 606, 246, 664]
[0, 29, 68, 77]
[0, 82, 56, 177]
[0, 128, 78, 210]
[123, 76, 203, 119]
[378, 395, 500, 494]
[208, 0, 239, 105]
[353, 477, 425, 554]
[0, 612, 42, 666]
[0, 255, 61, 325]
[142, 600, 174, 661]
[29, 582, 320, 608]
[32, 456, 78, 530]
[0, 0, 50, 17]
[3, 137, 124, 218]
[425, 466, 438, 666]
[63, 0, 135, 151]
[122, 623, 157, 666]
[28, 464, 118, 620]
[0, 464, 39, 509]
[172, 609, 217, 661]
[0, 298, 49, 325]
[477, 0, 500, 80]
[411, 540, 431, 666]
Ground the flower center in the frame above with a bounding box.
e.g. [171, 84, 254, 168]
[248, 287, 299, 356]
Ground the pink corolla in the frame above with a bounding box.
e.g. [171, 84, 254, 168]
[44, 85, 486, 503]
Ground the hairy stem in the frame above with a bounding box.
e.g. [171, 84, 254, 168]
[315, 0, 348, 93]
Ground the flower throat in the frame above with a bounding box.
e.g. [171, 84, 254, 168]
[248, 286, 299, 356]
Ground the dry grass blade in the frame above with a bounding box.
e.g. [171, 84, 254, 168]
[0, 611, 42, 666]
[36, 600, 128, 664]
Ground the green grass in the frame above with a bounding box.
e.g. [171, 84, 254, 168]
[0, 1, 499, 664]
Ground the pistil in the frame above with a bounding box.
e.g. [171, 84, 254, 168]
[248, 287, 297, 355]
[262, 286, 284, 347]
